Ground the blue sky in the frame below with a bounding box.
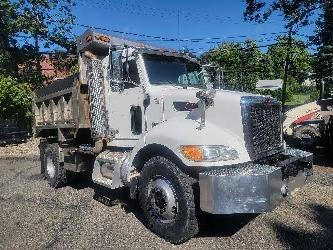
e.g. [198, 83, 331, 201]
[72, 0, 317, 54]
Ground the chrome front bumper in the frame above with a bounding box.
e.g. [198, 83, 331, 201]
[199, 148, 313, 214]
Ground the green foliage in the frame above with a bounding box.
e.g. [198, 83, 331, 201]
[286, 94, 311, 105]
[0, 0, 76, 88]
[243, 0, 319, 29]
[257, 86, 318, 105]
[0, 49, 12, 76]
[203, 40, 265, 92]
[202, 36, 313, 102]
[244, 0, 333, 96]
[0, 76, 32, 127]
[267, 36, 313, 92]
[256, 88, 284, 101]
[313, 1, 333, 88]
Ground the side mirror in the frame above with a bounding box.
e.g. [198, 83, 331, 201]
[201, 64, 223, 90]
[143, 93, 150, 108]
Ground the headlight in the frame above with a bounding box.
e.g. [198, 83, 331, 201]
[179, 145, 239, 162]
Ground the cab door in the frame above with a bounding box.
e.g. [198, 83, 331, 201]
[107, 59, 144, 147]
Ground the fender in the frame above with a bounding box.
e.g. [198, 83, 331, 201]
[127, 116, 250, 173]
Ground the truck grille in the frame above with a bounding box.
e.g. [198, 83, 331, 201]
[241, 96, 283, 160]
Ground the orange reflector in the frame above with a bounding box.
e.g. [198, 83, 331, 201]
[180, 145, 203, 161]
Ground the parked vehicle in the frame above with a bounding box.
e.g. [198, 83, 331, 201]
[283, 98, 333, 148]
[0, 119, 28, 145]
[33, 29, 313, 243]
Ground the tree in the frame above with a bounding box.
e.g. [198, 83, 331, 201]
[0, 0, 76, 88]
[0, 0, 76, 129]
[0, 0, 22, 76]
[243, 0, 320, 107]
[243, 0, 319, 30]
[202, 36, 313, 102]
[203, 40, 265, 91]
[0, 76, 32, 127]
[267, 36, 313, 92]
[313, 0, 333, 93]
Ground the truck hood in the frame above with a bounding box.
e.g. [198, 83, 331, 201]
[148, 85, 258, 143]
[149, 85, 256, 107]
[148, 85, 200, 104]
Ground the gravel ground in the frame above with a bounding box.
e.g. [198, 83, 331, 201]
[0, 138, 39, 158]
[0, 145, 332, 249]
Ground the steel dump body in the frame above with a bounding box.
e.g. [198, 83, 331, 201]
[33, 74, 90, 134]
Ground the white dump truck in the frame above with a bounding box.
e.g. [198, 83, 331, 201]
[33, 29, 313, 243]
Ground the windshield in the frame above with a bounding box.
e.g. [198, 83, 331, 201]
[143, 54, 204, 88]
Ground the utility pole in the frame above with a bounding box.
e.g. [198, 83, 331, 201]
[281, 26, 293, 113]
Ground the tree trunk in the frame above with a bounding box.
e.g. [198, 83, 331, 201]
[281, 26, 293, 112]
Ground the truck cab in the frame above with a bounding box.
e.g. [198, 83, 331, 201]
[34, 29, 313, 243]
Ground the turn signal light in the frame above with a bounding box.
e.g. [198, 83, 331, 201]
[179, 145, 239, 162]
[179, 145, 203, 161]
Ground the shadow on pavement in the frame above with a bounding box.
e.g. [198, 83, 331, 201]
[67, 170, 94, 190]
[93, 185, 145, 223]
[197, 213, 258, 238]
[271, 204, 333, 250]
[312, 147, 333, 168]
[92, 183, 258, 238]
[66, 169, 259, 238]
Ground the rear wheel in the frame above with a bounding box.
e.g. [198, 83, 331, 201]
[39, 140, 48, 176]
[43, 143, 67, 188]
[139, 156, 198, 243]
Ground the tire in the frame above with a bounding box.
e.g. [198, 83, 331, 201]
[324, 116, 333, 154]
[44, 143, 67, 188]
[139, 156, 198, 244]
[39, 140, 48, 176]
[294, 125, 320, 148]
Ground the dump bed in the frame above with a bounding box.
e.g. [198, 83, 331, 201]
[33, 74, 90, 134]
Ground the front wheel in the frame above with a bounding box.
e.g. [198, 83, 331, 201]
[139, 156, 198, 243]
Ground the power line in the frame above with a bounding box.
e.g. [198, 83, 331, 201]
[189, 40, 316, 55]
[76, 23, 287, 43]
[75, 23, 318, 56]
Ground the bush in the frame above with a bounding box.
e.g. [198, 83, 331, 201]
[0, 76, 32, 129]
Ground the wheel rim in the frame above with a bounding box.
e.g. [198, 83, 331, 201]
[147, 177, 178, 223]
[46, 155, 56, 178]
[301, 132, 314, 145]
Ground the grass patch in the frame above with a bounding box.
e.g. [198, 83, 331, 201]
[285, 94, 312, 106]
